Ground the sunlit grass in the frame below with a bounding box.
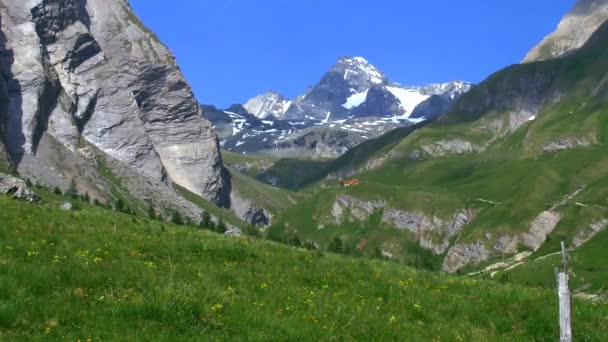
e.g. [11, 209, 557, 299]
[0, 192, 607, 340]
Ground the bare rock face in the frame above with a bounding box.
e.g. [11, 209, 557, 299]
[243, 90, 291, 119]
[573, 219, 608, 247]
[0, 173, 39, 202]
[382, 208, 473, 255]
[229, 191, 271, 226]
[543, 136, 594, 152]
[523, 0, 608, 63]
[0, 0, 228, 206]
[442, 241, 490, 273]
[519, 210, 562, 251]
[442, 210, 562, 273]
[333, 195, 386, 222]
[332, 195, 472, 255]
[421, 139, 480, 157]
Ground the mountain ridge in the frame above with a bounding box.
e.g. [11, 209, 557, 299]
[203, 56, 471, 158]
[523, 0, 608, 62]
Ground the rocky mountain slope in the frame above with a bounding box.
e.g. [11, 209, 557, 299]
[204, 57, 470, 158]
[523, 0, 608, 62]
[0, 0, 228, 218]
[244, 90, 291, 119]
[265, 12, 608, 286]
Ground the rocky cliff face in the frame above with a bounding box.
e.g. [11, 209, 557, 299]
[523, 0, 608, 63]
[331, 195, 473, 255]
[0, 0, 228, 206]
[243, 90, 291, 119]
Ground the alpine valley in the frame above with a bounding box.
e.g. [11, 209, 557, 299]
[1, 0, 608, 340]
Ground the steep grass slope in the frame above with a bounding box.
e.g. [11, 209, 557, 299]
[1, 193, 607, 340]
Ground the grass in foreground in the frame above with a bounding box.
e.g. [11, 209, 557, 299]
[1, 194, 607, 341]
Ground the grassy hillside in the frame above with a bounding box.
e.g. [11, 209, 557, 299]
[1, 192, 608, 340]
[228, 168, 305, 215]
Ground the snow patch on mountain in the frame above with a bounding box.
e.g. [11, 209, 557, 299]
[386, 86, 431, 117]
[342, 90, 369, 109]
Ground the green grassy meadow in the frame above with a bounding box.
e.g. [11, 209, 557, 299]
[1, 191, 608, 340]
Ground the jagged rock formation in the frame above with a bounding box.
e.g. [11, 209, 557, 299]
[420, 139, 481, 157]
[331, 195, 472, 255]
[523, 0, 608, 63]
[0, 0, 228, 211]
[442, 241, 490, 273]
[244, 91, 291, 119]
[543, 136, 595, 152]
[0, 173, 39, 202]
[230, 191, 271, 226]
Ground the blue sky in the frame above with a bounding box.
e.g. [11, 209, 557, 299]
[130, 0, 575, 108]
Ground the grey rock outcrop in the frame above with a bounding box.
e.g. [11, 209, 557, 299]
[543, 136, 594, 152]
[333, 195, 386, 222]
[0, 0, 228, 207]
[230, 190, 271, 226]
[573, 219, 608, 247]
[523, 0, 608, 63]
[332, 195, 472, 255]
[442, 241, 490, 273]
[421, 139, 480, 157]
[0, 173, 39, 202]
[382, 208, 472, 255]
[442, 210, 562, 273]
[243, 90, 291, 119]
[519, 210, 562, 251]
[493, 234, 519, 254]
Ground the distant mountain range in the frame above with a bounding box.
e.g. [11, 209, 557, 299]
[203, 57, 471, 158]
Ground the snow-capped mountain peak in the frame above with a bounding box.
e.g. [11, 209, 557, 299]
[337, 56, 387, 86]
[243, 90, 292, 119]
[220, 57, 473, 158]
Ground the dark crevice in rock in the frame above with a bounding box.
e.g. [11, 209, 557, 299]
[0, 16, 23, 166]
[31, 0, 91, 45]
[67, 33, 102, 72]
[31, 49, 61, 155]
[74, 89, 99, 133]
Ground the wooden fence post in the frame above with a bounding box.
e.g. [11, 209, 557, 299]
[556, 241, 572, 342]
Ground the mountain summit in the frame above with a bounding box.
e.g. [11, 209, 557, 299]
[243, 90, 291, 119]
[205, 57, 471, 158]
[243, 56, 471, 122]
